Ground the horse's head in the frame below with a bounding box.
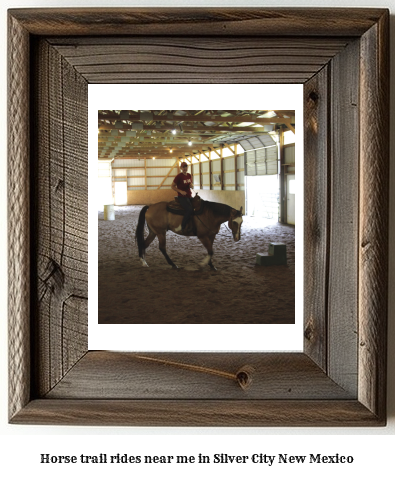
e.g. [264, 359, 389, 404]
[228, 206, 243, 242]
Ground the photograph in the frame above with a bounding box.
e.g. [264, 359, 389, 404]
[97, 109, 296, 324]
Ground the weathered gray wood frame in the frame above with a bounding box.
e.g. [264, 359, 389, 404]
[8, 8, 389, 426]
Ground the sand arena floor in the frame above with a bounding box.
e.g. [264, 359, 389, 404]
[98, 205, 295, 324]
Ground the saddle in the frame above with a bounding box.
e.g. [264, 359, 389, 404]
[166, 194, 205, 216]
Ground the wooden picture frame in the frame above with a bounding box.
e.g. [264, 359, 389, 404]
[8, 8, 389, 426]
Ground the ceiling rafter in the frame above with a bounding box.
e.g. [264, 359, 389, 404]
[98, 110, 295, 160]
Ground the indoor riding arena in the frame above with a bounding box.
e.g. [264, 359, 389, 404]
[98, 110, 296, 325]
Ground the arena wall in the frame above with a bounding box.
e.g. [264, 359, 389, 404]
[127, 189, 175, 205]
[126, 188, 245, 210]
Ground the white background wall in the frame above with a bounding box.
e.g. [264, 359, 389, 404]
[1, 0, 394, 476]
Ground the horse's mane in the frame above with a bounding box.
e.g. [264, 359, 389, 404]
[204, 200, 232, 218]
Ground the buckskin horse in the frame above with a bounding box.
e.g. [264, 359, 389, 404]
[135, 194, 243, 270]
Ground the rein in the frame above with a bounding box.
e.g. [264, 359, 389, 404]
[192, 195, 239, 237]
[195, 214, 233, 237]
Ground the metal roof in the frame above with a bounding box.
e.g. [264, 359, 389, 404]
[98, 110, 293, 161]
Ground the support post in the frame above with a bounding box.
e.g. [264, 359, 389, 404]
[279, 127, 287, 223]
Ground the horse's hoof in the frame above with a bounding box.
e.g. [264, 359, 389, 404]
[199, 255, 212, 267]
[209, 265, 217, 271]
[172, 264, 178, 269]
[140, 258, 149, 267]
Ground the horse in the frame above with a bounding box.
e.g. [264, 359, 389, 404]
[135, 194, 243, 270]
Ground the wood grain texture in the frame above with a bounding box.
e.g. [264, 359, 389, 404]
[303, 67, 330, 371]
[8, 8, 387, 37]
[31, 39, 88, 397]
[327, 39, 359, 396]
[359, 11, 389, 420]
[7, 8, 389, 426]
[48, 37, 350, 84]
[11, 399, 383, 427]
[8, 13, 31, 421]
[46, 352, 354, 400]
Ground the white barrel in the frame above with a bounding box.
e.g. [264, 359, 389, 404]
[104, 204, 115, 220]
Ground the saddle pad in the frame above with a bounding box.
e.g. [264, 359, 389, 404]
[167, 199, 183, 211]
[166, 204, 184, 216]
[166, 198, 205, 216]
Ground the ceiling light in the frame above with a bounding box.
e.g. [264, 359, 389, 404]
[172, 129, 177, 135]
[188, 140, 192, 146]
[260, 111, 277, 118]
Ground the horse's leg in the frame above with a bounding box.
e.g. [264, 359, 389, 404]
[139, 229, 156, 267]
[144, 229, 156, 249]
[207, 234, 217, 270]
[158, 232, 178, 269]
[198, 234, 216, 270]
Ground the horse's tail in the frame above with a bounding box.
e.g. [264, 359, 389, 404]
[135, 205, 149, 258]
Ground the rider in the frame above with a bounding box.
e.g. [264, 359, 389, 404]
[171, 161, 194, 233]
